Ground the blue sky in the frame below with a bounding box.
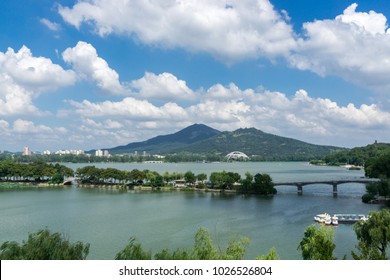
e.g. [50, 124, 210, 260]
[1, 0, 390, 152]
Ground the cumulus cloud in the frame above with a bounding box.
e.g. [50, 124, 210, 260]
[59, 1, 390, 94]
[0, 75, 39, 115]
[0, 46, 76, 93]
[62, 41, 126, 94]
[0, 45, 76, 116]
[131, 72, 196, 101]
[67, 97, 189, 121]
[12, 119, 53, 134]
[58, 0, 296, 62]
[289, 3, 390, 92]
[64, 80, 390, 147]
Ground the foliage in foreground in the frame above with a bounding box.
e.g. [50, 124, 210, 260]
[116, 227, 255, 260]
[298, 224, 336, 260]
[0, 229, 89, 260]
[352, 209, 390, 260]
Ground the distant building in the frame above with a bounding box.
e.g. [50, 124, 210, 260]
[23, 146, 31, 156]
[55, 149, 85, 155]
[95, 149, 103, 157]
[43, 150, 51, 155]
[103, 150, 110, 157]
[225, 151, 250, 161]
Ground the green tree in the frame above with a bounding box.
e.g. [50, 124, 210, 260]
[154, 248, 192, 260]
[184, 171, 196, 185]
[298, 225, 336, 260]
[256, 247, 280, 260]
[252, 173, 277, 195]
[0, 229, 89, 260]
[365, 154, 390, 178]
[352, 209, 390, 260]
[115, 237, 152, 260]
[193, 227, 219, 260]
[220, 235, 250, 260]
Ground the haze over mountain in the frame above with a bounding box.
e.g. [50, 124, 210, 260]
[108, 124, 344, 161]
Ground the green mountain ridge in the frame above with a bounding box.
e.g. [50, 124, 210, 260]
[108, 124, 346, 161]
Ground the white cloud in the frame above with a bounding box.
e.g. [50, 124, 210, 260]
[0, 75, 39, 116]
[62, 41, 126, 94]
[13, 119, 53, 134]
[68, 97, 189, 121]
[0, 46, 76, 93]
[40, 18, 61, 31]
[63, 79, 390, 148]
[290, 3, 390, 93]
[59, 0, 296, 62]
[0, 45, 76, 117]
[337, 3, 389, 35]
[131, 72, 196, 101]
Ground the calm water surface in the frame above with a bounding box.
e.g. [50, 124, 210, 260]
[0, 162, 382, 259]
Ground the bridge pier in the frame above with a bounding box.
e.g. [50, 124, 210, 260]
[296, 184, 303, 195]
[332, 183, 338, 197]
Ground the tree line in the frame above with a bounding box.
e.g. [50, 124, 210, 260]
[1, 209, 389, 260]
[0, 160, 277, 195]
[361, 153, 390, 205]
[0, 160, 74, 184]
[75, 166, 277, 195]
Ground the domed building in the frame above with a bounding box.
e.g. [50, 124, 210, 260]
[225, 151, 250, 161]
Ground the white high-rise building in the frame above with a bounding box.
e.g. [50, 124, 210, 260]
[23, 146, 31, 156]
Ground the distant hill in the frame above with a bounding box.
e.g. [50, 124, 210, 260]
[108, 124, 345, 161]
[108, 123, 220, 154]
[175, 127, 344, 161]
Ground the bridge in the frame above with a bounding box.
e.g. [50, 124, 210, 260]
[63, 177, 77, 185]
[273, 178, 380, 195]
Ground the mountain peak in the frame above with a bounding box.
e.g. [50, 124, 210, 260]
[108, 123, 220, 154]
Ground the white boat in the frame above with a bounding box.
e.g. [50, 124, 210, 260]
[314, 213, 338, 226]
[331, 215, 338, 226]
[314, 213, 331, 223]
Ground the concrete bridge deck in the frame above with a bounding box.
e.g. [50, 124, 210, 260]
[274, 178, 380, 195]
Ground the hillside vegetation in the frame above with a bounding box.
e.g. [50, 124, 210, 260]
[324, 142, 390, 166]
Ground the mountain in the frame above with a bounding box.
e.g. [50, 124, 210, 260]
[174, 127, 344, 160]
[108, 124, 345, 160]
[108, 123, 220, 154]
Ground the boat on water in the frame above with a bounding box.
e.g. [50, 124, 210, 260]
[334, 214, 368, 224]
[314, 213, 368, 225]
[314, 213, 338, 226]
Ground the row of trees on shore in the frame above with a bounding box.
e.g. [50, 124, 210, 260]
[0, 160, 277, 195]
[1, 209, 389, 260]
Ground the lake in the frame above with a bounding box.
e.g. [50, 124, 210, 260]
[0, 162, 382, 259]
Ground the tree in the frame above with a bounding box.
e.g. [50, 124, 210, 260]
[184, 171, 196, 185]
[352, 209, 390, 260]
[220, 235, 250, 260]
[298, 225, 336, 260]
[154, 248, 192, 260]
[115, 237, 152, 260]
[365, 154, 390, 178]
[193, 227, 219, 260]
[256, 247, 280, 260]
[0, 229, 89, 260]
[252, 173, 276, 195]
[362, 179, 390, 204]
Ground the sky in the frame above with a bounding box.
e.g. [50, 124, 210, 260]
[1, 0, 390, 152]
